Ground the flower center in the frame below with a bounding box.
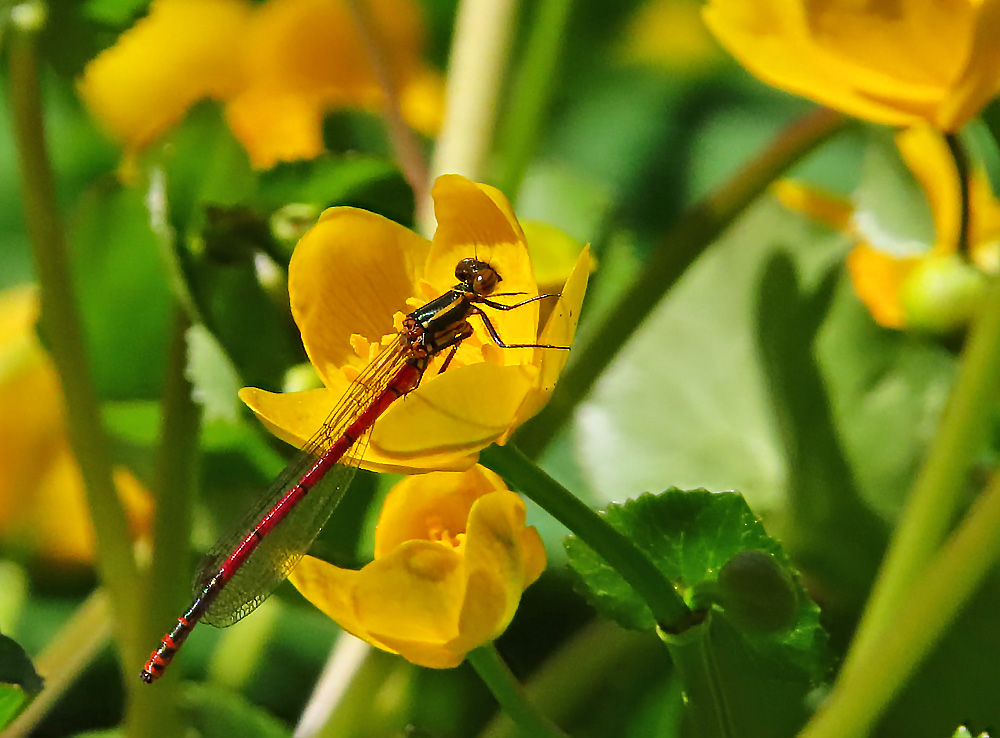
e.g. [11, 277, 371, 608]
[426, 514, 466, 551]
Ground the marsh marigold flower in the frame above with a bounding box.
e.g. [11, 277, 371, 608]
[703, 0, 1000, 130]
[239, 174, 591, 472]
[289, 465, 546, 667]
[0, 287, 151, 562]
[78, 0, 444, 170]
[775, 126, 1000, 330]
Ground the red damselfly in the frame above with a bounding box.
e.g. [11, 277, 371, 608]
[140, 258, 566, 683]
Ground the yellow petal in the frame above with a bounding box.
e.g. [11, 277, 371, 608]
[353, 540, 464, 643]
[78, 0, 250, 154]
[238, 386, 338, 449]
[938, 0, 1000, 130]
[289, 208, 429, 386]
[371, 362, 536, 458]
[373, 466, 505, 558]
[224, 90, 326, 169]
[426, 176, 538, 367]
[846, 243, 921, 329]
[771, 180, 853, 234]
[895, 126, 961, 254]
[289, 555, 372, 646]
[509, 246, 592, 432]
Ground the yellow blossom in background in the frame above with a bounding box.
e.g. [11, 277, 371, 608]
[0, 287, 151, 563]
[78, 0, 444, 171]
[240, 174, 591, 472]
[703, 0, 1000, 130]
[289, 465, 545, 668]
[774, 126, 1000, 329]
[618, 0, 722, 73]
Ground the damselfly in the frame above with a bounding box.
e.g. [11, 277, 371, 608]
[140, 258, 566, 683]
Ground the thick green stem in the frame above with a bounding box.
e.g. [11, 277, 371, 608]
[493, 0, 574, 200]
[834, 139, 1000, 694]
[417, 0, 520, 235]
[481, 444, 691, 630]
[515, 108, 847, 456]
[660, 619, 736, 738]
[800, 464, 1000, 738]
[123, 310, 200, 736]
[466, 644, 568, 738]
[7, 9, 140, 663]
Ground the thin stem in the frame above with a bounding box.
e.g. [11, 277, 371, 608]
[835, 139, 1000, 692]
[466, 644, 568, 738]
[2, 591, 111, 738]
[481, 444, 692, 630]
[345, 0, 429, 207]
[417, 0, 520, 235]
[7, 9, 140, 662]
[493, 0, 574, 200]
[946, 132, 971, 257]
[515, 108, 847, 456]
[122, 310, 199, 736]
[800, 463, 1000, 738]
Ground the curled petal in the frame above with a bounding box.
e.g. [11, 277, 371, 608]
[289, 208, 429, 386]
[895, 126, 961, 254]
[847, 243, 921, 328]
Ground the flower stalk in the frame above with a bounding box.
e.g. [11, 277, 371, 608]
[7, 7, 140, 662]
[515, 108, 847, 456]
[466, 644, 568, 738]
[834, 133, 1000, 694]
[480, 444, 692, 630]
[800, 461, 1000, 738]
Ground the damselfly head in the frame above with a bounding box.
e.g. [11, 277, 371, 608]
[455, 258, 501, 296]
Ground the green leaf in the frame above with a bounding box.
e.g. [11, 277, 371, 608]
[565, 489, 827, 676]
[850, 128, 934, 257]
[565, 489, 828, 736]
[179, 683, 291, 738]
[186, 323, 242, 424]
[0, 632, 43, 728]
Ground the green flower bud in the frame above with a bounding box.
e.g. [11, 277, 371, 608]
[717, 550, 798, 633]
[899, 254, 986, 334]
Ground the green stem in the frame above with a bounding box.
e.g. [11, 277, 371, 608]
[481, 444, 691, 630]
[7, 7, 140, 662]
[466, 644, 568, 738]
[417, 0, 520, 235]
[515, 108, 847, 457]
[123, 310, 200, 737]
[659, 618, 736, 738]
[493, 0, 574, 200]
[800, 464, 1000, 738]
[834, 142, 1000, 694]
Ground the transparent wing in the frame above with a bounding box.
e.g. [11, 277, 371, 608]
[196, 336, 411, 627]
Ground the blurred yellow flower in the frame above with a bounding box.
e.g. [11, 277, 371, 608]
[0, 286, 151, 563]
[78, 0, 444, 170]
[703, 0, 1000, 130]
[618, 0, 722, 73]
[774, 126, 1000, 329]
[289, 465, 546, 668]
[239, 174, 591, 472]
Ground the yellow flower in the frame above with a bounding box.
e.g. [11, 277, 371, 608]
[239, 174, 592, 472]
[618, 0, 722, 73]
[78, 0, 444, 171]
[289, 465, 546, 668]
[703, 0, 1000, 131]
[774, 125, 1000, 329]
[0, 287, 151, 563]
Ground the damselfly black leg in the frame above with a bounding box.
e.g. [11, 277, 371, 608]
[470, 306, 571, 350]
[479, 293, 562, 311]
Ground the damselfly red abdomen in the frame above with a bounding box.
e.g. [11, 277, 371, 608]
[140, 258, 565, 683]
